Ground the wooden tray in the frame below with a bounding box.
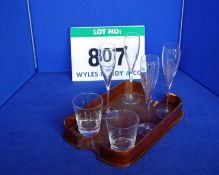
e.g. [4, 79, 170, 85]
[63, 81, 183, 167]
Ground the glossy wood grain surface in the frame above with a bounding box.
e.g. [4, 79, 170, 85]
[64, 81, 183, 167]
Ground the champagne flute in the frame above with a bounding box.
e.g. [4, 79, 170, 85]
[156, 43, 181, 118]
[98, 43, 116, 116]
[138, 54, 159, 135]
[121, 32, 140, 104]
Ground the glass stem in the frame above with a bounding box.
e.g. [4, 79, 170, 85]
[166, 87, 170, 109]
[146, 99, 150, 121]
[129, 70, 133, 96]
[106, 86, 110, 113]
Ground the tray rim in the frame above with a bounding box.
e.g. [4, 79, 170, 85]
[63, 81, 184, 167]
[97, 111, 184, 167]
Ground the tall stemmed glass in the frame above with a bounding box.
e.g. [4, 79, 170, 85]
[156, 43, 181, 118]
[138, 54, 159, 135]
[98, 43, 116, 116]
[121, 33, 140, 104]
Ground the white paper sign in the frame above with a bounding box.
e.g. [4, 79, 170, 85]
[70, 26, 145, 81]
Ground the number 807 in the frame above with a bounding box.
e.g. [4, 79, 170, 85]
[88, 48, 124, 67]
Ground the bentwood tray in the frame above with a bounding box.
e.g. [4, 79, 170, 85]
[63, 81, 183, 167]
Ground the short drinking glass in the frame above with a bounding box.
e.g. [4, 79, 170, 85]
[106, 110, 139, 150]
[73, 93, 103, 136]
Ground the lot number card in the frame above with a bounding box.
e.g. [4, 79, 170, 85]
[70, 26, 145, 81]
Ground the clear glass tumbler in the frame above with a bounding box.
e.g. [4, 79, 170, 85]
[106, 110, 139, 150]
[73, 93, 103, 136]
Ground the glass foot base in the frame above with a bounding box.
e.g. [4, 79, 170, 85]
[121, 93, 140, 105]
[102, 107, 114, 119]
[79, 128, 100, 137]
[156, 106, 173, 119]
[102, 112, 108, 120]
[138, 123, 155, 136]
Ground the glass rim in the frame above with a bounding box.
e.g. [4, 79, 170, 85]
[72, 92, 103, 111]
[106, 109, 139, 129]
[99, 43, 116, 49]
